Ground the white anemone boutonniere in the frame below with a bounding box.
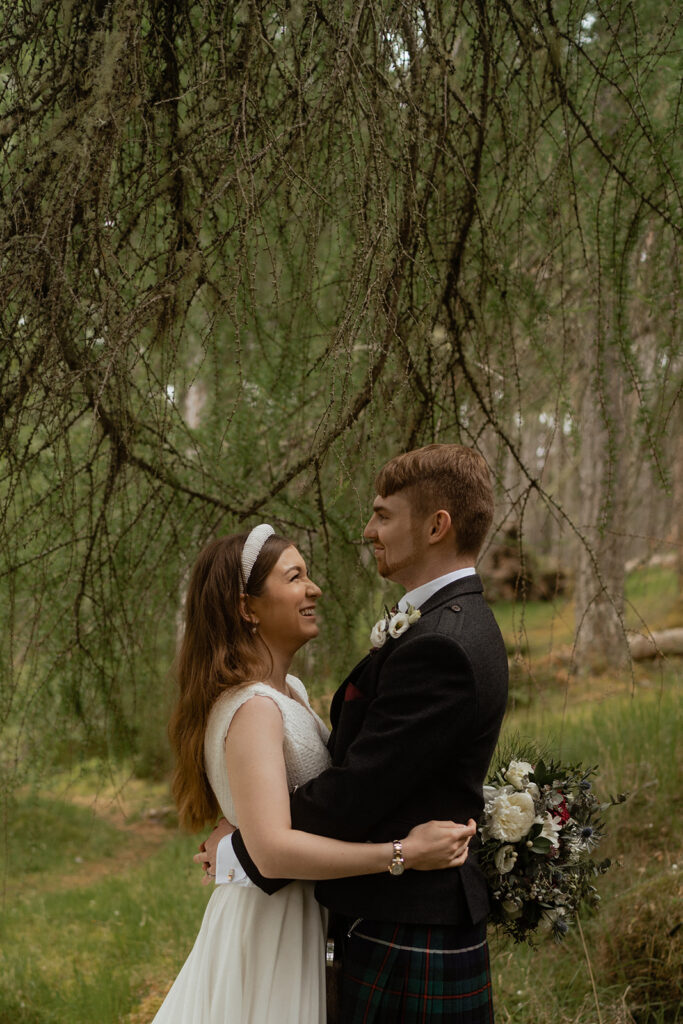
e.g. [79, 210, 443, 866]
[370, 604, 421, 648]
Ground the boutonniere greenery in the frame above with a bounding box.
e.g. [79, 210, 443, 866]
[370, 604, 421, 649]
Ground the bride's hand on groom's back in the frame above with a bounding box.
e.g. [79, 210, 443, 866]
[402, 819, 476, 871]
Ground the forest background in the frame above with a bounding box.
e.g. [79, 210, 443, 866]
[0, 1, 680, 1022]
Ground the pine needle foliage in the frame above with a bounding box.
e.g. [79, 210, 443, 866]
[0, 1, 680, 778]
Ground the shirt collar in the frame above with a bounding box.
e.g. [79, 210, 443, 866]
[398, 567, 476, 612]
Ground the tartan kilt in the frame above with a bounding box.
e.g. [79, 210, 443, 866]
[338, 918, 494, 1024]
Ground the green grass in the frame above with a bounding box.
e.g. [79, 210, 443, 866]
[0, 835, 211, 1024]
[624, 566, 679, 627]
[493, 595, 575, 657]
[1, 793, 127, 879]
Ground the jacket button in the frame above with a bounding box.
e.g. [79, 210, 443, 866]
[450, 603, 461, 612]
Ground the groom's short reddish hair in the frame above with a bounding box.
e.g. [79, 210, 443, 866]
[375, 444, 494, 558]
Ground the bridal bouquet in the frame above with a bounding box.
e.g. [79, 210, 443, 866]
[479, 752, 624, 943]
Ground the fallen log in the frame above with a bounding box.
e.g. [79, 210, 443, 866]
[629, 628, 683, 660]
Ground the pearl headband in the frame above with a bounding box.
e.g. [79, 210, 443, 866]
[241, 523, 275, 588]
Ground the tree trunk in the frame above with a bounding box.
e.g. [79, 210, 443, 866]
[675, 406, 683, 597]
[574, 328, 629, 668]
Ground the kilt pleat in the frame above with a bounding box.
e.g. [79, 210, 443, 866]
[339, 919, 494, 1023]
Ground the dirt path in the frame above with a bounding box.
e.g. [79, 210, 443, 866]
[43, 826, 169, 892]
[13, 791, 177, 896]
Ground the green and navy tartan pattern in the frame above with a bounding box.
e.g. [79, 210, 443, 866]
[339, 919, 494, 1023]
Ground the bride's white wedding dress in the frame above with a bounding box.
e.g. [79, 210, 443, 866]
[153, 676, 331, 1024]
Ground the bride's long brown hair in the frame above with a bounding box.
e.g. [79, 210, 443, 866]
[169, 531, 292, 831]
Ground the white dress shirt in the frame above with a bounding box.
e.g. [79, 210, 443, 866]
[214, 565, 477, 884]
[398, 566, 476, 613]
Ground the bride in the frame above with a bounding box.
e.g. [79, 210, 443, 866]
[153, 525, 474, 1024]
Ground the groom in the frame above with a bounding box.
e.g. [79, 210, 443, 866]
[203, 444, 508, 1021]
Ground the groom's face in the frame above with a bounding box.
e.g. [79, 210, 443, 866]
[363, 489, 427, 585]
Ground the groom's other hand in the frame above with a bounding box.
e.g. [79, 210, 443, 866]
[193, 817, 235, 885]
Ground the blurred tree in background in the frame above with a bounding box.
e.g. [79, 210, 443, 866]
[0, 0, 680, 784]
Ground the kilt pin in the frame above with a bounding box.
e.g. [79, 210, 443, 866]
[233, 574, 509, 1023]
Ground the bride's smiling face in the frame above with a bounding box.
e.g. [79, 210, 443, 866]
[245, 546, 322, 655]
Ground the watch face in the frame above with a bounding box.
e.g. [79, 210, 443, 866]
[390, 859, 405, 876]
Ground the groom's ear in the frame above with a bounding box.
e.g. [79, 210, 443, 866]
[427, 509, 452, 544]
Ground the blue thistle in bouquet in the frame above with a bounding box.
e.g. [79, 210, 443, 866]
[479, 748, 627, 943]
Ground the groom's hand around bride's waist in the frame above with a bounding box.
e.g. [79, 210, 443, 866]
[193, 817, 235, 885]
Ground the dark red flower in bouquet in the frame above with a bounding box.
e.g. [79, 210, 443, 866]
[553, 797, 571, 823]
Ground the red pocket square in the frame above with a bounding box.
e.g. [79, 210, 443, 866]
[344, 682, 365, 702]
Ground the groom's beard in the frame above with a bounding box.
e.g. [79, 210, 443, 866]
[373, 543, 421, 584]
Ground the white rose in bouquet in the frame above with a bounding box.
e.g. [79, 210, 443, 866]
[486, 790, 536, 843]
[505, 760, 534, 790]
